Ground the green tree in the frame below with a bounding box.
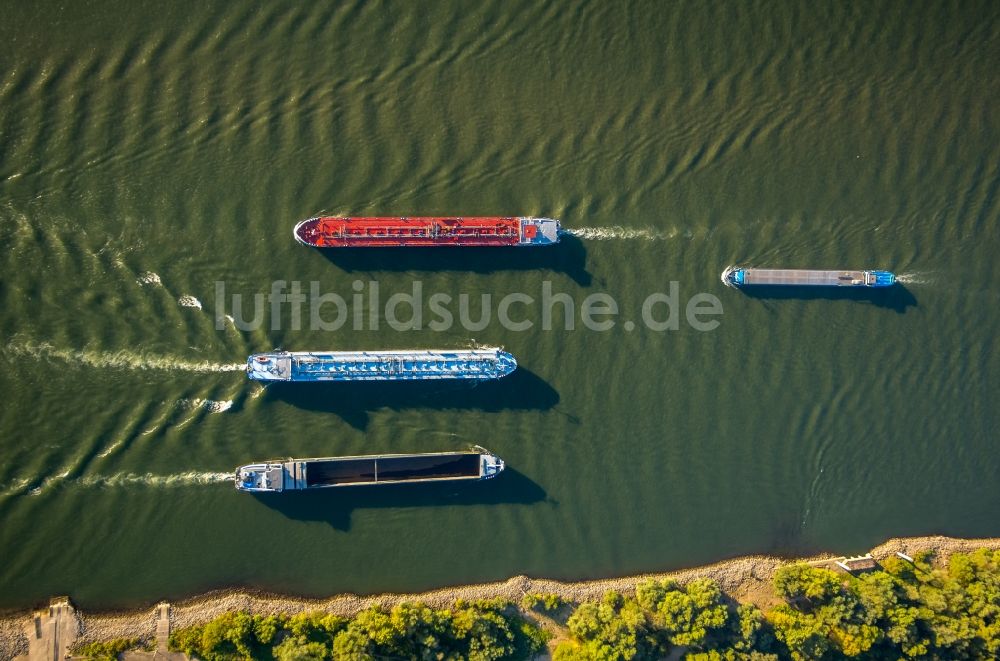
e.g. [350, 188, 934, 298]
[730, 604, 775, 655]
[635, 578, 729, 649]
[271, 637, 329, 661]
[555, 591, 659, 660]
[772, 565, 843, 604]
[521, 592, 565, 612]
[331, 626, 375, 660]
[123, 551, 1000, 661]
[198, 612, 263, 660]
[768, 605, 831, 660]
[169, 623, 205, 656]
[75, 638, 139, 661]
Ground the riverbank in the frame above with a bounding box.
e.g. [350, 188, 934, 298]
[3, 535, 999, 660]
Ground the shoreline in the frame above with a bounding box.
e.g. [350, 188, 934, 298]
[4, 534, 1000, 660]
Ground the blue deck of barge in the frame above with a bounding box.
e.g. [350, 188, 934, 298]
[247, 349, 517, 382]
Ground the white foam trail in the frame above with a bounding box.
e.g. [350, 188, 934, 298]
[894, 272, 934, 285]
[1, 477, 31, 496]
[178, 295, 202, 309]
[77, 471, 233, 488]
[97, 441, 123, 458]
[565, 226, 673, 240]
[5, 341, 245, 373]
[179, 398, 234, 413]
[24, 470, 71, 496]
[13, 470, 234, 495]
[137, 271, 162, 286]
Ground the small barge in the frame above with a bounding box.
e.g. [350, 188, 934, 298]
[722, 266, 896, 288]
[247, 348, 517, 382]
[294, 216, 561, 247]
[235, 449, 505, 492]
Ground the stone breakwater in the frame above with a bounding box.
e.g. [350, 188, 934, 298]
[3, 536, 999, 661]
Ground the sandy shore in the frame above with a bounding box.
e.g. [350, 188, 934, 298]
[3, 535, 999, 660]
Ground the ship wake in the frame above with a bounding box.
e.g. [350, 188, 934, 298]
[564, 226, 673, 240]
[76, 471, 233, 488]
[4, 471, 233, 498]
[5, 340, 244, 373]
[178, 398, 235, 413]
[893, 271, 936, 285]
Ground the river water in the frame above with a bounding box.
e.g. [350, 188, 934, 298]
[1, 0, 998, 609]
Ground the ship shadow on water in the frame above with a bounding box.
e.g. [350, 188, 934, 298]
[739, 283, 918, 313]
[264, 367, 559, 429]
[251, 468, 547, 531]
[314, 233, 592, 286]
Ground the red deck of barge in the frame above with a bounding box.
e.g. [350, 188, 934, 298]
[295, 216, 527, 247]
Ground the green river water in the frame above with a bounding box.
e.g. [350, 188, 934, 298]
[1, 0, 998, 609]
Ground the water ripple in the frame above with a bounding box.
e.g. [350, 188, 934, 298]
[4, 340, 243, 373]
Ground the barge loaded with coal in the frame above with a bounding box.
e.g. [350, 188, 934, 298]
[247, 348, 516, 382]
[294, 216, 561, 247]
[722, 266, 896, 288]
[235, 449, 505, 492]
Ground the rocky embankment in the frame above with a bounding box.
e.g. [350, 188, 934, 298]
[3, 535, 999, 661]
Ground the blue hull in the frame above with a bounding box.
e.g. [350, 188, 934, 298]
[723, 267, 896, 288]
[247, 348, 517, 382]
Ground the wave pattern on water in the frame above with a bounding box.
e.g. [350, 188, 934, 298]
[0, 0, 998, 612]
[137, 271, 162, 286]
[4, 340, 244, 373]
[7, 471, 233, 497]
[178, 295, 203, 309]
[565, 226, 674, 240]
[178, 398, 234, 414]
[894, 271, 940, 286]
[76, 471, 233, 488]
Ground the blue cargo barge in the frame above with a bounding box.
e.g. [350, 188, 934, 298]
[236, 449, 505, 492]
[247, 348, 517, 382]
[722, 266, 895, 288]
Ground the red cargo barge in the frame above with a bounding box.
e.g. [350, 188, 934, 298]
[294, 216, 561, 247]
